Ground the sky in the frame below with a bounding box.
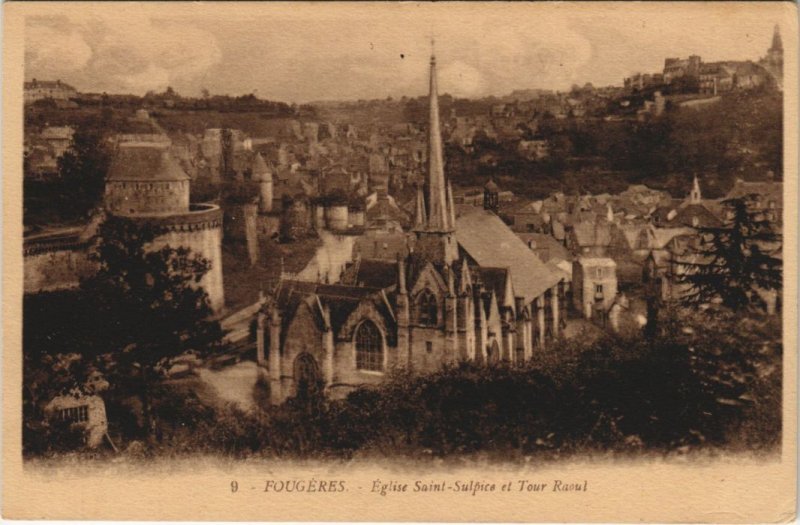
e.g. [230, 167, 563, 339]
[23, 3, 790, 103]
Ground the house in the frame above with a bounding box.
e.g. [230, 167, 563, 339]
[44, 391, 108, 448]
[24, 79, 77, 103]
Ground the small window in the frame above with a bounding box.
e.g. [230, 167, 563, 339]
[596, 267, 603, 279]
[59, 405, 89, 423]
[596, 284, 603, 294]
[426, 341, 433, 354]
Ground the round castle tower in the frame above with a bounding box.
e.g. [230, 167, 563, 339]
[105, 142, 225, 312]
[252, 152, 273, 214]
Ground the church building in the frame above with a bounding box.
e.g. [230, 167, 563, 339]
[256, 51, 565, 403]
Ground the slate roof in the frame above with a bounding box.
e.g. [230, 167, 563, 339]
[107, 143, 190, 182]
[571, 220, 612, 247]
[725, 180, 783, 207]
[274, 280, 394, 342]
[475, 267, 512, 308]
[342, 259, 398, 289]
[515, 232, 570, 262]
[354, 232, 409, 261]
[366, 194, 412, 228]
[456, 208, 561, 303]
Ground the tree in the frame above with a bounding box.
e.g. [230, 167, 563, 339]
[82, 216, 226, 437]
[55, 126, 111, 221]
[675, 196, 782, 310]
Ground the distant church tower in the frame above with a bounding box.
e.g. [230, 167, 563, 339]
[768, 24, 783, 66]
[413, 48, 459, 266]
[689, 174, 702, 204]
[762, 24, 783, 83]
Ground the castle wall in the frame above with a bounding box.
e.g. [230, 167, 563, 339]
[129, 204, 225, 313]
[24, 246, 96, 294]
[152, 225, 225, 313]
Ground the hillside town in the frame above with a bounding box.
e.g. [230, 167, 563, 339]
[22, 25, 784, 457]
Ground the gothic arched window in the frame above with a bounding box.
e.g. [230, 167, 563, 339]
[355, 320, 383, 372]
[417, 290, 438, 326]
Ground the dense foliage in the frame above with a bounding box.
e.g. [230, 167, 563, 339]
[24, 124, 111, 225]
[676, 196, 782, 310]
[444, 89, 782, 199]
[25, 305, 777, 460]
[24, 218, 225, 452]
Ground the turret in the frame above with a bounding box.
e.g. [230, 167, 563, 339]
[483, 178, 499, 213]
[253, 153, 273, 213]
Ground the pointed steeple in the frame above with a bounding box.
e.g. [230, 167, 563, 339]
[447, 181, 456, 228]
[459, 260, 472, 295]
[425, 49, 452, 232]
[690, 174, 702, 203]
[413, 44, 459, 266]
[771, 24, 783, 52]
[414, 184, 427, 227]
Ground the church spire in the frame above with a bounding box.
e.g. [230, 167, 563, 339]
[690, 174, 702, 203]
[414, 184, 427, 227]
[425, 48, 452, 232]
[771, 24, 783, 52]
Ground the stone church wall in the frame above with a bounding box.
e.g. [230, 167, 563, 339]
[277, 304, 325, 399]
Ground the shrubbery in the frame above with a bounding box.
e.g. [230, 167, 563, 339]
[104, 308, 780, 461]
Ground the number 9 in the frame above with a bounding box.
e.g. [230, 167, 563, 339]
[231, 480, 239, 493]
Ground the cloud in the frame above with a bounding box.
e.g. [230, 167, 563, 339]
[25, 23, 92, 76]
[91, 18, 222, 91]
[25, 15, 223, 94]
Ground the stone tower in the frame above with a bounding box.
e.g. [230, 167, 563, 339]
[105, 142, 225, 312]
[483, 178, 499, 213]
[413, 49, 459, 266]
[253, 152, 273, 213]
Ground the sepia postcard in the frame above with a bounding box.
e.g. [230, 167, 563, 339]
[2, 1, 797, 522]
